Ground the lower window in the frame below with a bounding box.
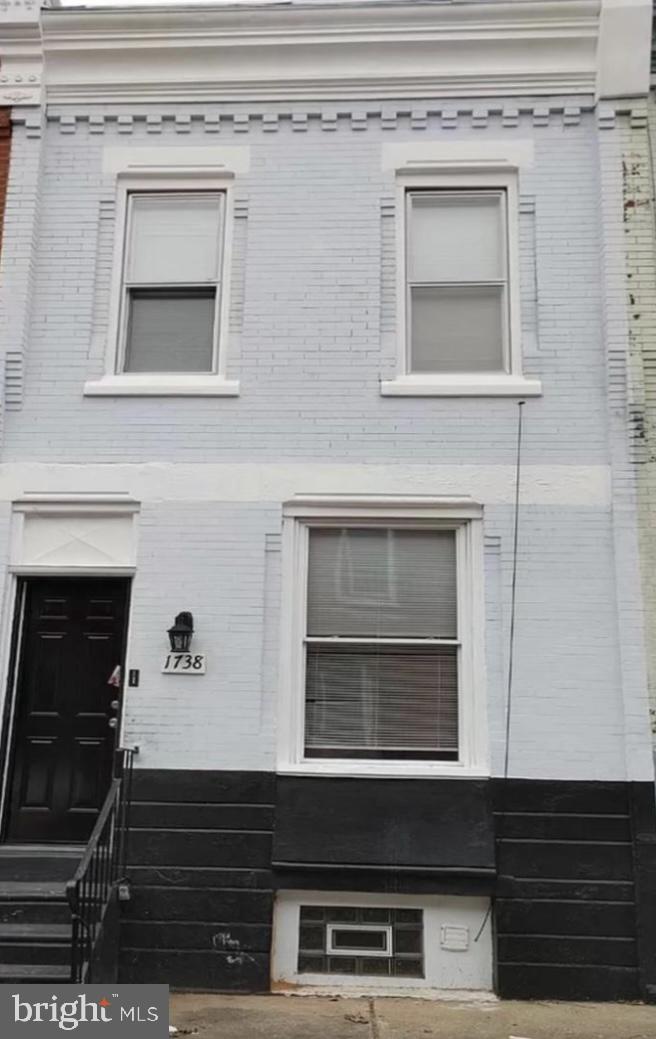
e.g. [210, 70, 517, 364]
[298, 906, 424, 978]
[280, 499, 486, 774]
[303, 524, 461, 761]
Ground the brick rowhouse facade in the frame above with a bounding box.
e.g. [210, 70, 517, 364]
[0, 0, 655, 1002]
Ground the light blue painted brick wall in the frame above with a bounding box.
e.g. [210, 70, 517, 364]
[3, 110, 607, 466]
[0, 105, 649, 781]
[110, 500, 625, 779]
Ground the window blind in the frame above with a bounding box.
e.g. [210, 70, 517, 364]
[307, 528, 457, 638]
[408, 192, 503, 284]
[305, 644, 458, 757]
[124, 288, 215, 373]
[407, 191, 507, 375]
[411, 284, 504, 373]
[304, 528, 459, 760]
[127, 193, 222, 285]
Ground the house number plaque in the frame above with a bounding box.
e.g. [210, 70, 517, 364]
[162, 652, 206, 675]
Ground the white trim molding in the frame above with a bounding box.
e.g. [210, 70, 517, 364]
[277, 495, 488, 780]
[37, 1, 645, 105]
[381, 374, 543, 398]
[83, 374, 240, 398]
[10, 496, 140, 572]
[596, 0, 652, 100]
[381, 140, 535, 174]
[12, 494, 140, 514]
[0, 464, 612, 508]
[102, 145, 251, 177]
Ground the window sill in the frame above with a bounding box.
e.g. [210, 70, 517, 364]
[278, 761, 489, 780]
[380, 374, 542, 398]
[83, 374, 240, 397]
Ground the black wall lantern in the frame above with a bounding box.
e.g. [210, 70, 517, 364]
[168, 611, 194, 652]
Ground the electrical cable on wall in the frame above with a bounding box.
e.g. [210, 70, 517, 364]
[475, 400, 525, 943]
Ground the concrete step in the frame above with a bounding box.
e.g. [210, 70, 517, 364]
[0, 923, 71, 942]
[0, 921, 72, 966]
[0, 849, 81, 883]
[0, 882, 70, 925]
[0, 963, 71, 982]
[0, 940, 70, 965]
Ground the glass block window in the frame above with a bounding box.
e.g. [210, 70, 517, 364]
[298, 906, 424, 978]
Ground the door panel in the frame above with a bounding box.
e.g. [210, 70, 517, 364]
[6, 578, 129, 843]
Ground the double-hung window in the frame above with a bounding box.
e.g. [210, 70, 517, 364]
[120, 192, 224, 374]
[281, 500, 486, 775]
[380, 143, 541, 397]
[407, 190, 507, 375]
[305, 526, 458, 760]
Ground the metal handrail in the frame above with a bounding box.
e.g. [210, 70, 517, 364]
[68, 780, 121, 890]
[66, 746, 138, 983]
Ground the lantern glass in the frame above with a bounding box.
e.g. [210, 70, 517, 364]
[169, 630, 192, 652]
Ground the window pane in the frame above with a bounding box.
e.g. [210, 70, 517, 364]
[408, 192, 504, 283]
[332, 929, 389, 952]
[410, 284, 505, 373]
[124, 288, 215, 373]
[305, 644, 458, 758]
[307, 528, 457, 638]
[127, 194, 222, 284]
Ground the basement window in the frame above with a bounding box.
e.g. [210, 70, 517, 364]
[298, 906, 424, 978]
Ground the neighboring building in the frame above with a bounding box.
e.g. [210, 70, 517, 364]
[634, 5, 656, 766]
[0, 109, 10, 259]
[0, 0, 655, 1002]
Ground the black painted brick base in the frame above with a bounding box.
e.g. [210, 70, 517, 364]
[119, 770, 274, 992]
[118, 770, 656, 1002]
[492, 779, 655, 1002]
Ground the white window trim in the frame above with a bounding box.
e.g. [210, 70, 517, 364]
[326, 923, 393, 958]
[278, 496, 488, 780]
[84, 170, 239, 398]
[381, 163, 541, 399]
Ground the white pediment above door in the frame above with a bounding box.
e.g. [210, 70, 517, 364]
[10, 498, 139, 572]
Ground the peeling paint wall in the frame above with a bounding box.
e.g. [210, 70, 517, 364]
[626, 98, 656, 749]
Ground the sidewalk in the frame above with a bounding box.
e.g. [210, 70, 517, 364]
[169, 992, 656, 1039]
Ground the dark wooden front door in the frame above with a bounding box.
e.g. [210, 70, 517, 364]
[5, 578, 129, 843]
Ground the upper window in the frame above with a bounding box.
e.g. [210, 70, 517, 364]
[120, 192, 224, 374]
[85, 147, 249, 397]
[280, 499, 486, 777]
[380, 151, 541, 397]
[406, 190, 508, 375]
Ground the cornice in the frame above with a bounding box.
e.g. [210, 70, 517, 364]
[41, 0, 601, 42]
[0, 0, 648, 108]
[39, 0, 607, 105]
